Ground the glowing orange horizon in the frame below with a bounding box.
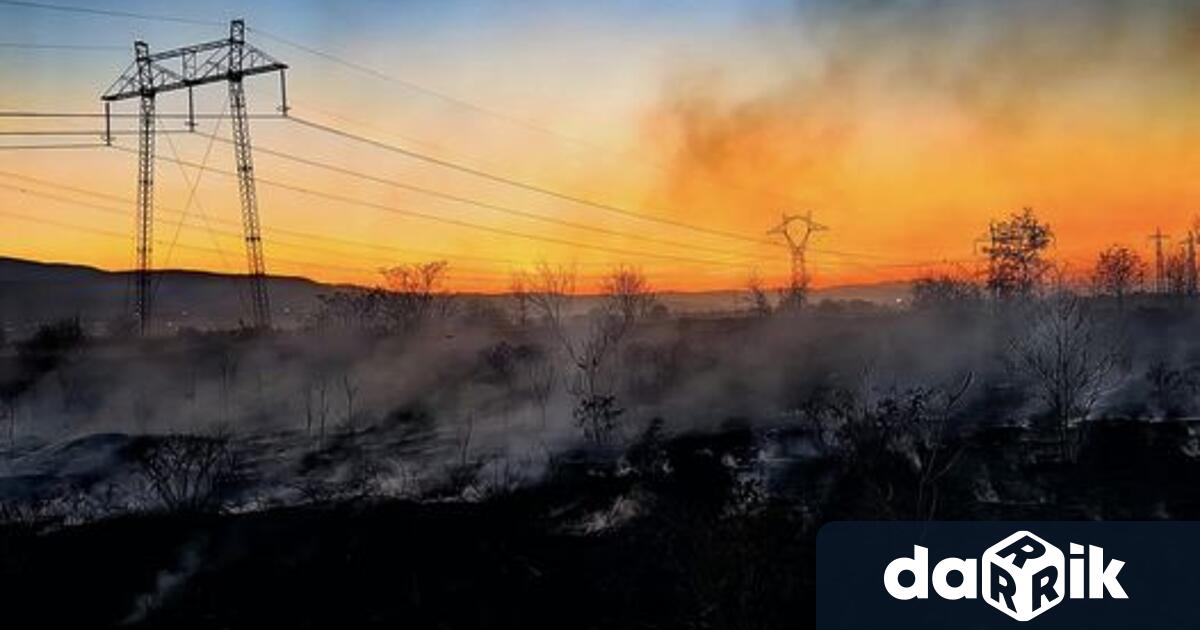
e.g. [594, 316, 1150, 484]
[4, 1, 1199, 295]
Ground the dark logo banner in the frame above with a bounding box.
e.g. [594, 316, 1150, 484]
[818, 522, 1200, 628]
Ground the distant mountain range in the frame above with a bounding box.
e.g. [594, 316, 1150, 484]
[0, 257, 329, 332]
[0, 256, 912, 332]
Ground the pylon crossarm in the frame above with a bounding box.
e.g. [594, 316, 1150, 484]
[102, 48, 285, 101]
[103, 60, 185, 101]
[102, 22, 285, 104]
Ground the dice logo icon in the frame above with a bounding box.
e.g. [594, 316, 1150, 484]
[982, 531, 1064, 621]
[883, 528, 1127, 621]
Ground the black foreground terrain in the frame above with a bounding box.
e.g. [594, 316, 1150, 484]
[3, 419, 1199, 629]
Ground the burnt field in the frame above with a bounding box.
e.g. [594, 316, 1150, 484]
[2, 417, 1199, 628]
[2, 289, 1200, 628]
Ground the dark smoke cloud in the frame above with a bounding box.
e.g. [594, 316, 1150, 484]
[641, 0, 1200, 210]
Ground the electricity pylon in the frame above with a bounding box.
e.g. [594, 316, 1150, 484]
[1149, 228, 1169, 295]
[1183, 230, 1198, 296]
[102, 19, 288, 334]
[767, 211, 827, 308]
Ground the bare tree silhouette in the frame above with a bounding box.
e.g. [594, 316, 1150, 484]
[518, 263, 655, 443]
[379, 261, 452, 332]
[1006, 288, 1120, 460]
[133, 429, 240, 513]
[741, 270, 773, 317]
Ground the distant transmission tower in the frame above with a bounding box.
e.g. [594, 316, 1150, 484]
[102, 19, 288, 333]
[767, 211, 827, 308]
[1183, 230, 1198, 297]
[1150, 228, 1169, 295]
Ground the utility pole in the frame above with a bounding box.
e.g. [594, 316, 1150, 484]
[102, 19, 288, 333]
[767, 211, 827, 309]
[1150, 228, 1169, 295]
[1184, 230, 1198, 297]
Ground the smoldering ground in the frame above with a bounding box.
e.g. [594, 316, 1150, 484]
[5, 278, 1200, 629]
[3, 285, 1200, 523]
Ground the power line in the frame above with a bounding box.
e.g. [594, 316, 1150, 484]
[250, 27, 550, 134]
[249, 28, 810, 209]
[0, 180, 325, 262]
[0, 169, 723, 272]
[0, 171, 961, 280]
[0, 129, 196, 136]
[247, 26, 657, 163]
[0, 207, 380, 278]
[0, 118, 901, 262]
[0, 142, 106, 150]
[0, 180, 489, 275]
[0, 207, 133, 240]
[0, 164, 944, 274]
[0, 0, 216, 26]
[0, 112, 800, 264]
[0, 116, 948, 265]
[106, 143, 771, 269]
[286, 114, 913, 263]
[0, 111, 282, 119]
[287, 114, 783, 248]
[290, 102, 488, 167]
[214, 136, 776, 264]
[0, 190, 448, 279]
[0, 0, 860, 237]
[0, 42, 125, 50]
[0, 0, 805, 209]
[0, 203, 617, 284]
[0, 170, 519, 267]
[0, 150, 957, 276]
[157, 109, 229, 279]
[0, 6, 936, 282]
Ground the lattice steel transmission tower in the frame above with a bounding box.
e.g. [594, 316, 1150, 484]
[1183, 230, 1198, 296]
[102, 19, 288, 333]
[1150, 228, 1169, 295]
[767, 211, 827, 308]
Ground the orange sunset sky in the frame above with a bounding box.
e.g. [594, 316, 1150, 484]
[3, 0, 1200, 292]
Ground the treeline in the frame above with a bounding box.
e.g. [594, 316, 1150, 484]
[912, 207, 1200, 310]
